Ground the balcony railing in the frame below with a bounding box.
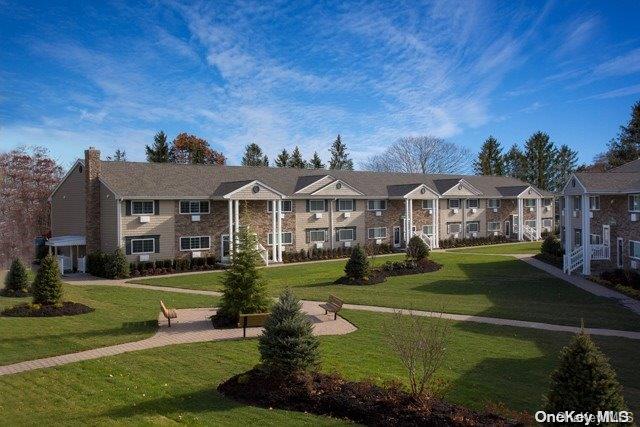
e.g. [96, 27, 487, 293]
[563, 247, 583, 274]
[591, 244, 610, 260]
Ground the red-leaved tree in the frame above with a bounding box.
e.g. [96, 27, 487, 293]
[170, 133, 226, 165]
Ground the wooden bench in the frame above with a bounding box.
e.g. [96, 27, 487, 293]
[160, 300, 177, 327]
[238, 312, 270, 337]
[319, 295, 344, 320]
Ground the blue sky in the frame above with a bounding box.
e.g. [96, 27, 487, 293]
[1, 1, 640, 170]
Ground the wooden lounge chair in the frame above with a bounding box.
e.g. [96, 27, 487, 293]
[319, 295, 344, 320]
[238, 312, 270, 337]
[160, 300, 177, 327]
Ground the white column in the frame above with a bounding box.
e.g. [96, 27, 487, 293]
[234, 199, 240, 236]
[535, 198, 542, 240]
[329, 198, 335, 249]
[271, 200, 277, 262]
[228, 199, 234, 255]
[277, 200, 283, 262]
[434, 198, 440, 248]
[517, 198, 524, 241]
[582, 193, 591, 275]
[408, 199, 413, 239]
[461, 199, 466, 239]
[404, 198, 410, 245]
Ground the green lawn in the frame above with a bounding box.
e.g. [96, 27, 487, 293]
[132, 252, 640, 331]
[0, 309, 638, 425]
[447, 241, 542, 254]
[0, 284, 217, 365]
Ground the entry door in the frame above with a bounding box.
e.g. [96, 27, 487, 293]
[504, 221, 511, 237]
[393, 226, 401, 247]
[617, 238, 624, 268]
[221, 234, 230, 261]
[511, 215, 519, 233]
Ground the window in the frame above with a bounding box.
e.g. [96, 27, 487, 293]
[180, 236, 210, 251]
[367, 200, 387, 210]
[308, 199, 325, 212]
[573, 195, 582, 211]
[448, 199, 460, 209]
[574, 229, 582, 246]
[131, 238, 155, 254]
[466, 221, 479, 232]
[367, 227, 387, 239]
[337, 228, 355, 241]
[543, 219, 552, 229]
[268, 232, 293, 245]
[337, 199, 354, 212]
[590, 234, 602, 245]
[487, 199, 500, 208]
[488, 222, 501, 231]
[421, 199, 434, 209]
[447, 222, 461, 234]
[179, 200, 210, 214]
[525, 220, 536, 228]
[630, 241, 640, 259]
[542, 198, 552, 207]
[629, 195, 640, 212]
[308, 229, 326, 242]
[267, 200, 293, 213]
[132, 201, 154, 215]
[466, 199, 479, 208]
[524, 199, 536, 207]
[589, 196, 600, 211]
[422, 225, 434, 235]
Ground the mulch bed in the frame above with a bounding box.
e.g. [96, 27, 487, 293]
[219, 368, 520, 426]
[335, 259, 442, 286]
[1, 302, 94, 317]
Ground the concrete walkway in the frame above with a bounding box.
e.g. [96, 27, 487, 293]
[64, 274, 222, 297]
[0, 301, 356, 377]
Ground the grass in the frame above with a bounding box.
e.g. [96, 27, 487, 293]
[132, 252, 640, 331]
[0, 284, 217, 365]
[447, 241, 542, 254]
[0, 309, 638, 425]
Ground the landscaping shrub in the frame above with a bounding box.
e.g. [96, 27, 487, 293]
[281, 244, 393, 264]
[344, 245, 369, 281]
[104, 248, 129, 279]
[540, 235, 563, 257]
[600, 269, 640, 289]
[3, 258, 30, 296]
[31, 254, 63, 305]
[86, 251, 108, 277]
[258, 289, 319, 374]
[544, 330, 626, 414]
[406, 236, 429, 262]
[439, 235, 509, 249]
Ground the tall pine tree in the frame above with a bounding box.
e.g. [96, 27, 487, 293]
[474, 136, 504, 175]
[145, 131, 170, 162]
[287, 146, 307, 168]
[552, 144, 578, 191]
[275, 149, 290, 167]
[309, 151, 325, 169]
[524, 131, 556, 190]
[329, 134, 354, 170]
[603, 100, 640, 168]
[504, 144, 527, 181]
[241, 143, 269, 166]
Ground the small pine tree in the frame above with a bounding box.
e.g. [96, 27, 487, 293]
[329, 134, 354, 170]
[217, 226, 270, 322]
[259, 289, 320, 374]
[106, 248, 129, 279]
[31, 254, 63, 305]
[407, 235, 429, 262]
[344, 245, 369, 280]
[275, 149, 290, 167]
[308, 151, 325, 169]
[541, 235, 563, 257]
[4, 258, 30, 294]
[287, 146, 307, 168]
[544, 330, 626, 414]
[145, 131, 170, 162]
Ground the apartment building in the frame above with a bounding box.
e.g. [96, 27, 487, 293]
[47, 148, 555, 272]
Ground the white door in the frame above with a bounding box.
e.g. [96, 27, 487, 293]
[393, 226, 401, 247]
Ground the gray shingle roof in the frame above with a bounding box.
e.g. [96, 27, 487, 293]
[575, 171, 640, 193]
[98, 161, 553, 199]
[609, 158, 640, 173]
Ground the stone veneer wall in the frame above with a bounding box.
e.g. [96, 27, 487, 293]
[363, 199, 405, 246]
[240, 200, 296, 253]
[173, 200, 224, 259]
[85, 149, 101, 253]
[591, 195, 640, 271]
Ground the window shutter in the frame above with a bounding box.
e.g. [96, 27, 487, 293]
[306, 230, 310, 244]
[305, 200, 310, 212]
[125, 238, 131, 255]
[335, 199, 340, 211]
[352, 199, 356, 211]
[154, 200, 160, 215]
[154, 236, 160, 253]
[125, 201, 131, 216]
[325, 199, 329, 212]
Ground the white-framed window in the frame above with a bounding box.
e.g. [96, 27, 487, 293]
[448, 199, 460, 209]
[466, 221, 479, 232]
[629, 195, 640, 212]
[543, 219, 552, 229]
[590, 234, 602, 245]
[308, 229, 327, 242]
[543, 198, 552, 207]
[589, 196, 600, 211]
[132, 201, 154, 215]
[466, 199, 479, 208]
[524, 199, 536, 208]
[487, 199, 500, 208]
[179, 200, 210, 214]
[630, 240, 640, 259]
[268, 232, 293, 245]
[337, 199, 354, 212]
[421, 199, 434, 209]
[573, 195, 582, 211]
[267, 200, 293, 213]
[308, 199, 326, 212]
[180, 236, 210, 251]
[131, 238, 155, 254]
[337, 228, 355, 241]
[367, 227, 387, 239]
[488, 222, 501, 231]
[367, 200, 387, 211]
[525, 220, 536, 228]
[574, 229, 582, 246]
[447, 222, 461, 234]
[422, 225, 434, 235]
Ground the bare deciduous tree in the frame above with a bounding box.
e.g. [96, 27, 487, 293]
[383, 310, 450, 400]
[363, 136, 471, 174]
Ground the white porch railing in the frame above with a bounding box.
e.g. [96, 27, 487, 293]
[523, 225, 536, 241]
[413, 231, 435, 249]
[256, 243, 269, 265]
[77, 256, 86, 273]
[563, 247, 583, 274]
[591, 244, 610, 260]
[57, 255, 72, 274]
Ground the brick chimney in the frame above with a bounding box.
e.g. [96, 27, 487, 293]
[85, 147, 101, 253]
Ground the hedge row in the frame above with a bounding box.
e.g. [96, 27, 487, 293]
[282, 244, 394, 264]
[86, 249, 128, 279]
[438, 235, 510, 249]
[129, 256, 221, 277]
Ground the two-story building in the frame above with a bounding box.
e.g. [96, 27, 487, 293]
[47, 148, 555, 272]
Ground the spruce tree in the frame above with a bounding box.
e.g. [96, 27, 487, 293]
[309, 151, 325, 169]
[4, 258, 30, 294]
[258, 289, 320, 374]
[105, 248, 129, 279]
[524, 131, 556, 190]
[31, 254, 63, 305]
[344, 245, 369, 280]
[407, 235, 429, 262]
[544, 330, 626, 413]
[603, 100, 640, 168]
[217, 226, 269, 322]
[287, 146, 307, 168]
[504, 144, 527, 181]
[329, 134, 354, 170]
[473, 136, 504, 175]
[552, 144, 578, 192]
[242, 143, 269, 166]
[275, 149, 290, 167]
[145, 131, 170, 162]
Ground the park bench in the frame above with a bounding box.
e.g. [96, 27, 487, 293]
[159, 300, 177, 327]
[238, 312, 271, 337]
[319, 295, 344, 320]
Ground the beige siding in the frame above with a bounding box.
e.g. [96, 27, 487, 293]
[312, 182, 362, 197]
[121, 200, 175, 262]
[230, 183, 281, 200]
[294, 199, 330, 251]
[51, 163, 86, 237]
[296, 175, 333, 194]
[439, 199, 464, 238]
[100, 182, 118, 252]
[333, 199, 366, 248]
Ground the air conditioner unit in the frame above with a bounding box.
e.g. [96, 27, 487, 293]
[631, 260, 638, 270]
[471, 232, 478, 238]
[314, 212, 323, 219]
[572, 210, 578, 218]
[191, 214, 201, 222]
[631, 213, 638, 222]
[343, 212, 351, 218]
[452, 208, 459, 214]
[344, 241, 351, 248]
[375, 238, 382, 244]
[315, 242, 324, 249]
[492, 208, 498, 213]
[192, 251, 202, 258]
[471, 208, 477, 213]
[427, 209, 432, 214]
[493, 231, 499, 236]
[139, 254, 149, 262]
[529, 207, 534, 212]
[375, 210, 382, 217]
[453, 233, 459, 239]
[139, 215, 150, 223]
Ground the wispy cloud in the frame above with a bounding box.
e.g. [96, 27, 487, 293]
[583, 83, 640, 100]
[593, 47, 640, 77]
[556, 14, 599, 57]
